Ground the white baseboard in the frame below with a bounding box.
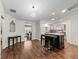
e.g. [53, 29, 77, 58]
[70, 42, 78, 45]
[67, 41, 78, 46]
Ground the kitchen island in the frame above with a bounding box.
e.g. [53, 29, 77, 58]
[41, 33, 64, 50]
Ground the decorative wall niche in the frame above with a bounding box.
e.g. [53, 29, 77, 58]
[10, 20, 15, 32]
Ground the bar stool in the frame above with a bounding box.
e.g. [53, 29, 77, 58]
[47, 36, 57, 51]
[41, 35, 45, 47]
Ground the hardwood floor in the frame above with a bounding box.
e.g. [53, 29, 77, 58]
[1, 40, 78, 59]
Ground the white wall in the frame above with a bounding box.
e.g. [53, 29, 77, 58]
[0, 0, 5, 58]
[71, 12, 78, 45]
[0, 0, 4, 16]
[35, 20, 41, 40]
[63, 10, 77, 45]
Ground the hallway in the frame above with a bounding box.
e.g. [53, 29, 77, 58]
[1, 40, 78, 59]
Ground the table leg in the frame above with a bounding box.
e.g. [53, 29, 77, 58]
[41, 39, 42, 46]
[13, 38, 14, 46]
[41, 35, 42, 46]
[20, 37, 21, 43]
[8, 38, 10, 48]
[16, 37, 18, 43]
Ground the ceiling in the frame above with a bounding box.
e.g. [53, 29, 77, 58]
[2, 0, 78, 21]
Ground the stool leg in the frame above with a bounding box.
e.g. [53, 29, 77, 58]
[16, 38, 18, 43]
[8, 38, 10, 48]
[20, 37, 21, 43]
[13, 38, 14, 46]
[41, 38, 42, 46]
[41, 35, 42, 46]
[48, 39, 53, 51]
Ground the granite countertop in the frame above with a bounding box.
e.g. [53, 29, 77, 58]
[45, 33, 64, 36]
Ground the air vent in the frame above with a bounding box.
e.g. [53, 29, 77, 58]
[68, 3, 78, 11]
[10, 9, 16, 13]
[1, 16, 4, 19]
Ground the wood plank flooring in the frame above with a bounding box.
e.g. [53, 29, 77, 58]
[1, 40, 78, 59]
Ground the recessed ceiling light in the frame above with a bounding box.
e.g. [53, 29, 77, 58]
[45, 24, 49, 27]
[51, 18, 55, 20]
[52, 12, 55, 15]
[61, 9, 67, 13]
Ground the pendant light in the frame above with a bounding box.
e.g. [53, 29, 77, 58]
[32, 0, 35, 8]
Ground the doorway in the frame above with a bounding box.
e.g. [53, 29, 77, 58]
[24, 24, 32, 40]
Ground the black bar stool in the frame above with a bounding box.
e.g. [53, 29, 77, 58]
[41, 34, 45, 47]
[46, 35, 57, 51]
